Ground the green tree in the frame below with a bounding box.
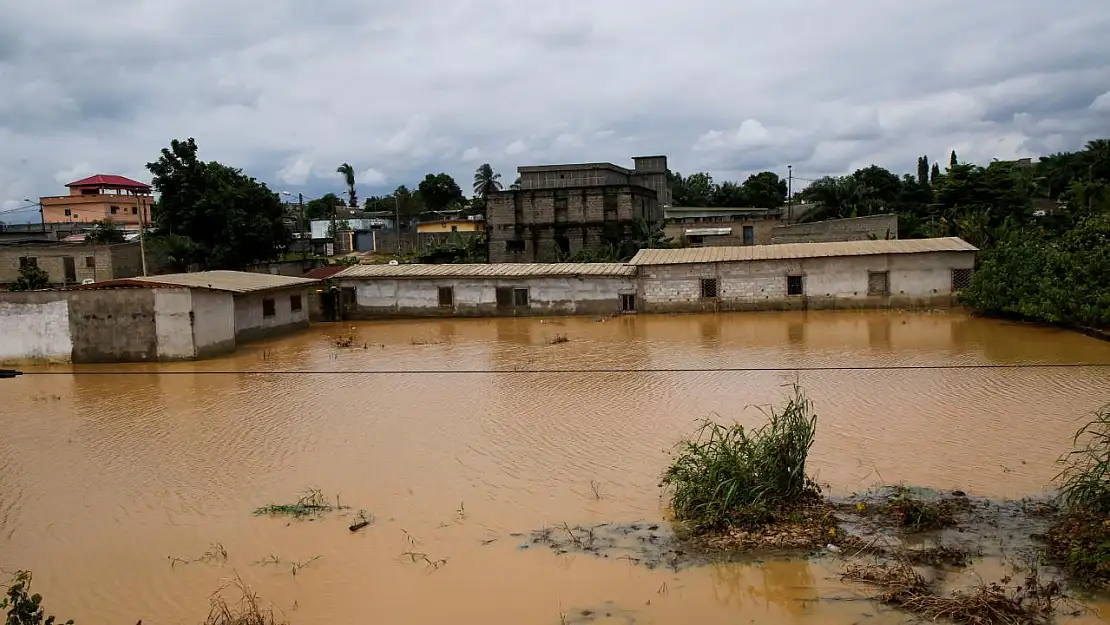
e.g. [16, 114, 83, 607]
[305, 193, 342, 221]
[930, 162, 941, 183]
[472, 163, 502, 199]
[8, 263, 50, 292]
[336, 163, 357, 208]
[85, 220, 125, 244]
[418, 173, 464, 212]
[949, 150, 958, 169]
[740, 171, 787, 208]
[712, 181, 746, 206]
[917, 156, 930, 186]
[146, 138, 290, 269]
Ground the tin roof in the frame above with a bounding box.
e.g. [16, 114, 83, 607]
[301, 265, 347, 280]
[66, 174, 151, 191]
[335, 263, 636, 279]
[77, 271, 317, 293]
[628, 237, 977, 266]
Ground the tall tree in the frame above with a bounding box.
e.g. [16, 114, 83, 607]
[305, 193, 342, 220]
[930, 162, 941, 183]
[336, 163, 357, 208]
[147, 138, 289, 269]
[949, 150, 959, 169]
[740, 171, 787, 208]
[917, 156, 930, 186]
[418, 173, 464, 212]
[472, 163, 502, 199]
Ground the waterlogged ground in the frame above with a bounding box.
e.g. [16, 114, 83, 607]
[3, 310, 1110, 624]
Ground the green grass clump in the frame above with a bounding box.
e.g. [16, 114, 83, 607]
[662, 384, 819, 532]
[253, 488, 332, 518]
[880, 487, 959, 531]
[1047, 405, 1110, 587]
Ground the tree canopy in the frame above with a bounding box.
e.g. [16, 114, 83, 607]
[146, 138, 289, 270]
[418, 173, 464, 212]
[668, 170, 786, 208]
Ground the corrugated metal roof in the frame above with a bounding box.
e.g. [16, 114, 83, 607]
[66, 174, 151, 190]
[628, 237, 977, 266]
[301, 265, 346, 280]
[335, 263, 636, 279]
[80, 271, 318, 293]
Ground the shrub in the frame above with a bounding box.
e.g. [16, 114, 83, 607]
[662, 385, 819, 531]
[1, 571, 73, 625]
[1055, 405, 1110, 516]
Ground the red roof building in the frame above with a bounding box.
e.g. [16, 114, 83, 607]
[66, 174, 152, 193]
[40, 174, 153, 226]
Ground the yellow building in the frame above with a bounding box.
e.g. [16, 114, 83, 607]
[40, 175, 153, 227]
[416, 219, 486, 234]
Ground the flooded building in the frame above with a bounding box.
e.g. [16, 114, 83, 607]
[0, 271, 317, 363]
[629, 237, 977, 313]
[664, 207, 781, 247]
[0, 241, 147, 287]
[333, 263, 637, 317]
[486, 156, 669, 263]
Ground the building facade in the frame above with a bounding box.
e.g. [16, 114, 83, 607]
[770, 214, 899, 244]
[664, 207, 782, 247]
[40, 175, 154, 227]
[487, 156, 669, 263]
[0, 272, 317, 363]
[0, 241, 145, 287]
[629, 238, 976, 313]
[333, 263, 637, 318]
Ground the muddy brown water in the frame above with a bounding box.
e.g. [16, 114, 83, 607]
[3, 311, 1109, 624]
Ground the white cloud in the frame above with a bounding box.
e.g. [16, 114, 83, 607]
[357, 167, 387, 186]
[0, 0, 1108, 214]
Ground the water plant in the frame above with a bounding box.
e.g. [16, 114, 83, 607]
[205, 576, 286, 625]
[1, 571, 73, 625]
[253, 488, 340, 518]
[662, 384, 819, 531]
[880, 486, 961, 531]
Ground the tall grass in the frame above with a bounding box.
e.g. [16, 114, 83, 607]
[1055, 405, 1110, 516]
[662, 384, 819, 531]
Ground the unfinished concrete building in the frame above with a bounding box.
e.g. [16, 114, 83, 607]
[486, 156, 670, 263]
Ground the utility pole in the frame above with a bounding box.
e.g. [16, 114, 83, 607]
[395, 194, 401, 253]
[330, 195, 338, 257]
[787, 165, 793, 223]
[137, 193, 148, 276]
[298, 193, 306, 261]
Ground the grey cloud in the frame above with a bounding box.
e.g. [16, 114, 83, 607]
[2, 0, 1109, 216]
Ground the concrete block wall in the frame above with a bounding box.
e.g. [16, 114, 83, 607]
[348, 276, 635, 318]
[0, 295, 73, 363]
[233, 287, 311, 342]
[0, 244, 127, 286]
[665, 217, 777, 247]
[771, 214, 899, 244]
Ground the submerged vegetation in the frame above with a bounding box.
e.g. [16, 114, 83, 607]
[662, 385, 819, 532]
[253, 488, 347, 519]
[1046, 405, 1110, 588]
[878, 486, 964, 531]
[1, 572, 73, 625]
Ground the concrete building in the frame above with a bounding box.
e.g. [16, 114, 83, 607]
[629, 237, 976, 313]
[416, 218, 486, 235]
[0, 272, 317, 363]
[486, 156, 669, 263]
[664, 207, 781, 247]
[771, 214, 898, 244]
[0, 241, 146, 287]
[333, 263, 637, 317]
[40, 174, 154, 227]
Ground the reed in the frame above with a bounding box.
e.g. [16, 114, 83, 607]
[662, 384, 819, 531]
[1055, 405, 1110, 517]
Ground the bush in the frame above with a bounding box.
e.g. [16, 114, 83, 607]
[1056, 405, 1110, 517]
[1, 571, 73, 625]
[662, 385, 819, 531]
[8, 264, 50, 292]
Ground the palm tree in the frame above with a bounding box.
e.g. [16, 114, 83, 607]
[336, 163, 357, 208]
[473, 163, 502, 199]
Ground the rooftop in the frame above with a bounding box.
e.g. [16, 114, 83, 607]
[628, 237, 977, 265]
[76, 271, 317, 293]
[66, 174, 151, 192]
[335, 263, 636, 279]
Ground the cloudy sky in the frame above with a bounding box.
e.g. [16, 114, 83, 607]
[2, 0, 1109, 221]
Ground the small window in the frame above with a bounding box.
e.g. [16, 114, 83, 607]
[554, 197, 569, 223]
[554, 236, 570, 256]
[868, 271, 889, 296]
[700, 278, 718, 299]
[506, 239, 525, 252]
[132, 206, 138, 215]
[64, 208, 72, 216]
[85, 256, 95, 268]
[262, 298, 276, 317]
[787, 275, 804, 296]
[951, 268, 973, 292]
[438, 286, 454, 307]
[513, 287, 529, 307]
[290, 294, 302, 312]
[110, 206, 119, 215]
[688, 235, 704, 246]
[18, 257, 37, 269]
[620, 293, 636, 313]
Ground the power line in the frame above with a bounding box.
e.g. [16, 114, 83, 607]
[12, 363, 1110, 376]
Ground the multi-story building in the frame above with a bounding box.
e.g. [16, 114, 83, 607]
[40, 175, 153, 227]
[486, 156, 670, 263]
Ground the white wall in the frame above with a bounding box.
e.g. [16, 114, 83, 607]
[0, 300, 73, 363]
[153, 289, 196, 360]
[234, 287, 310, 338]
[640, 251, 976, 310]
[350, 276, 635, 315]
[191, 290, 236, 355]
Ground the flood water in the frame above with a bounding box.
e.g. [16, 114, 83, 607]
[3, 310, 1110, 624]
